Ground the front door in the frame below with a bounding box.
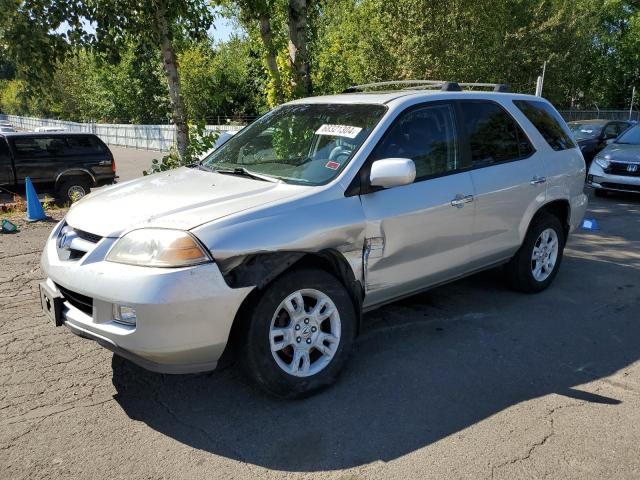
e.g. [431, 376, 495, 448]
[10, 136, 65, 185]
[359, 102, 476, 307]
[0, 139, 13, 187]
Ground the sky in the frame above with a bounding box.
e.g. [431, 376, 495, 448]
[56, 8, 240, 44]
[210, 14, 237, 43]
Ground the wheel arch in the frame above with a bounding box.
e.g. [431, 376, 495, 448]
[55, 169, 96, 190]
[217, 249, 364, 368]
[529, 199, 571, 242]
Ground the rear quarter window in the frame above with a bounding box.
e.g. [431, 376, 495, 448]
[65, 136, 107, 155]
[513, 100, 576, 151]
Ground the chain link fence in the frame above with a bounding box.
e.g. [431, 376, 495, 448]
[0, 115, 245, 151]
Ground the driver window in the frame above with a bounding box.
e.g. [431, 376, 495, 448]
[371, 104, 459, 181]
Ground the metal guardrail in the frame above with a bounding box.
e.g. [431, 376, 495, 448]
[1, 110, 637, 152]
[0, 115, 245, 152]
[558, 110, 639, 122]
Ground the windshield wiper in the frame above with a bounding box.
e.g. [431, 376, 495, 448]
[215, 167, 280, 183]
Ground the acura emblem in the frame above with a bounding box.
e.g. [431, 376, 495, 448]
[57, 229, 77, 250]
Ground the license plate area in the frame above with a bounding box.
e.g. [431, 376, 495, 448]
[39, 282, 64, 326]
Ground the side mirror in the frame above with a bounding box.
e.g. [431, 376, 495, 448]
[369, 158, 416, 188]
[605, 138, 616, 145]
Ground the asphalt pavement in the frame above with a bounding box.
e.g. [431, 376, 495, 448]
[1, 190, 639, 479]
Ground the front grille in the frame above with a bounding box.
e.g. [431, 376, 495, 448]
[56, 223, 102, 261]
[74, 228, 102, 244]
[56, 284, 93, 316]
[601, 182, 640, 193]
[606, 162, 640, 177]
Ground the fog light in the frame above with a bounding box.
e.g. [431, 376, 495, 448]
[113, 304, 137, 326]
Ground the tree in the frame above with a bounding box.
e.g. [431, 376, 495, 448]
[1, 0, 214, 160]
[88, 0, 214, 159]
[287, 0, 311, 96]
[233, 0, 287, 105]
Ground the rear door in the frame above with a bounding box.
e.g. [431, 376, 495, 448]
[359, 102, 476, 307]
[9, 136, 65, 186]
[458, 100, 544, 267]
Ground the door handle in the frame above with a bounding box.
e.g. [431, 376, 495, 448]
[450, 194, 474, 208]
[530, 176, 546, 185]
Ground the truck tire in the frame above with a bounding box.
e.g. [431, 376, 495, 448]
[57, 177, 91, 203]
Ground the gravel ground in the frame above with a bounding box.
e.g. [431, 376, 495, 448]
[1, 191, 639, 480]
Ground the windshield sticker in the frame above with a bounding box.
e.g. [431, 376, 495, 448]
[325, 161, 341, 170]
[316, 124, 363, 139]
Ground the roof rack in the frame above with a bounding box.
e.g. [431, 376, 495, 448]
[342, 80, 509, 94]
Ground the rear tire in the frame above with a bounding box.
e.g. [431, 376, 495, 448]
[57, 177, 91, 203]
[239, 268, 356, 398]
[505, 213, 565, 293]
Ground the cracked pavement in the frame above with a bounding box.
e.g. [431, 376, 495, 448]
[1, 192, 640, 480]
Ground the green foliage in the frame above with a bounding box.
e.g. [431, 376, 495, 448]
[0, 79, 28, 115]
[310, 0, 639, 109]
[144, 122, 220, 174]
[180, 37, 264, 119]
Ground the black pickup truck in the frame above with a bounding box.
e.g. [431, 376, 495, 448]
[0, 132, 116, 202]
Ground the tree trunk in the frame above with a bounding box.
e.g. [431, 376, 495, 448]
[156, 6, 189, 161]
[259, 14, 284, 105]
[287, 0, 311, 97]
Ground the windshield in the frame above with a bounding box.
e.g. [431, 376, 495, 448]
[615, 125, 640, 145]
[203, 103, 387, 185]
[569, 123, 602, 140]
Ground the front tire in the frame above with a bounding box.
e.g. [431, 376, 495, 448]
[505, 213, 565, 293]
[594, 188, 608, 198]
[239, 268, 356, 398]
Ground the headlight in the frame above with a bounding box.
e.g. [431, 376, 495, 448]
[106, 229, 212, 267]
[595, 157, 610, 169]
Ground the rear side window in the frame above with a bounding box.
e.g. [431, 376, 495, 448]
[11, 137, 65, 158]
[459, 101, 533, 166]
[0, 139, 10, 165]
[65, 136, 106, 155]
[513, 100, 575, 151]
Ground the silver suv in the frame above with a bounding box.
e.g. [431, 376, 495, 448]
[40, 81, 588, 397]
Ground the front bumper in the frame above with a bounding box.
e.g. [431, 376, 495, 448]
[41, 221, 253, 373]
[588, 163, 640, 193]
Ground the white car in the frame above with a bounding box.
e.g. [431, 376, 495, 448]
[35, 126, 66, 132]
[40, 81, 587, 397]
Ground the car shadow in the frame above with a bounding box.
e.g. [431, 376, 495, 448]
[111, 244, 639, 472]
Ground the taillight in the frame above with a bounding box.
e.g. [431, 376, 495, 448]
[111, 158, 116, 173]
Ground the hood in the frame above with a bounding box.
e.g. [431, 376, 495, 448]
[597, 143, 640, 163]
[65, 167, 306, 237]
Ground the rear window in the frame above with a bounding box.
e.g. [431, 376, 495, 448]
[460, 101, 534, 166]
[513, 100, 575, 151]
[65, 136, 107, 155]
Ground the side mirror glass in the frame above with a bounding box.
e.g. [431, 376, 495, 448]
[369, 158, 416, 188]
